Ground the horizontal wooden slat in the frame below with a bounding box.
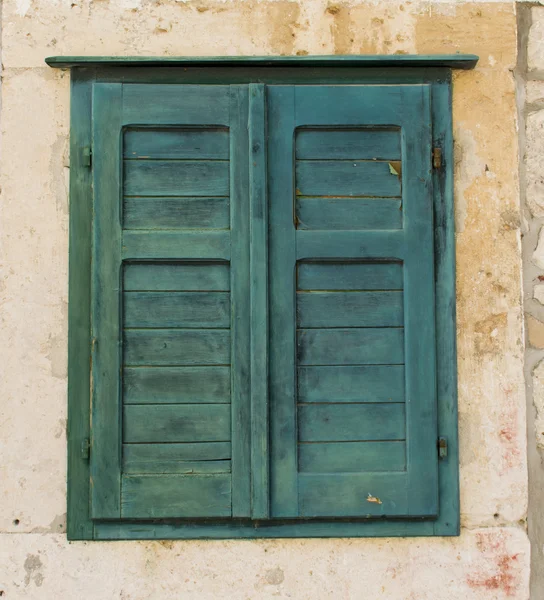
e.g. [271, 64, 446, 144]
[124, 459, 230, 475]
[124, 292, 230, 328]
[297, 291, 403, 328]
[123, 443, 231, 473]
[298, 403, 405, 442]
[124, 329, 230, 366]
[124, 160, 229, 197]
[296, 161, 401, 197]
[299, 472, 409, 517]
[298, 365, 405, 403]
[296, 129, 401, 160]
[122, 231, 230, 260]
[297, 262, 403, 291]
[124, 366, 230, 404]
[296, 231, 404, 260]
[298, 441, 406, 473]
[121, 474, 231, 518]
[122, 84, 230, 126]
[123, 404, 231, 442]
[297, 328, 404, 365]
[124, 128, 229, 159]
[124, 262, 230, 291]
[124, 442, 231, 463]
[124, 198, 230, 230]
[296, 198, 402, 230]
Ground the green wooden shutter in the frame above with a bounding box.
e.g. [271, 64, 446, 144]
[268, 85, 439, 518]
[90, 83, 252, 519]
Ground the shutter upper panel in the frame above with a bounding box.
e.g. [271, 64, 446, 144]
[269, 85, 438, 519]
[90, 84, 251, 519]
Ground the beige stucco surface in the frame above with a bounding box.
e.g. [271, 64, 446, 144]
[0, 1, 530, 598]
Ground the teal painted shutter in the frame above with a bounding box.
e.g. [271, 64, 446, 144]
[268, 85, 439, 518]
[90, 84, 251, 519]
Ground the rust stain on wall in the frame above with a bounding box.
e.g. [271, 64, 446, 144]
[467, 532, 522, 597]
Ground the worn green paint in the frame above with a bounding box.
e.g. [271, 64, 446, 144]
[90, 83, 123, 520]
[249, 83, 270, 519]
[46, 54, 479, 69]
[228, 85, 252, 517]
[59, 59, 466, 540]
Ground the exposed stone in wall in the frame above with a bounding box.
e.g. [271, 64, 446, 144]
[0, 1, 530, 598]
[0, 529, 531, 599]
[519, 4, 544, 598]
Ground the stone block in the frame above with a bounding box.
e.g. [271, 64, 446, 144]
[534, 283, 544, 305]
[526, 80, 544, 105]
[0, 528, 530, 600]
[532, 359, 544, 450]
[525, 110, 544, 218]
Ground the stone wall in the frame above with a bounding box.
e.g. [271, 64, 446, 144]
[0, 2, 531, 598]
[519, 4, 544, 598]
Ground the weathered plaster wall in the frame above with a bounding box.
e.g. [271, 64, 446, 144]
[0, 1, 530, 598]
[518, 4, 544, 599]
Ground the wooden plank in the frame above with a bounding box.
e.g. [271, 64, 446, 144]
[299, 472, 410, 517]
[66, 73, 94, 540]
[123, 366, 230, 404]
[228, 85, 252, 517]
[124, 160, 229, 197]
[123, 404, 231, 443]
[123, 291, 230, 328]
[268, 85, 299, 517]
[295, 128, 401, 160]
[296, 198, 402, 230]
[297, 291, 403, 328]
[122, 84, 230, 126]
[296, 160, 401, 198]
[296, 230, 404, 260]
[124, 329, 230, 366]
[123, 262, 230, 291]
[124, 128, 229, 159]
[48, 55, 480, 69]
[297, 262, 403, 291]
[298, 441, 406, 473]
[292, 85, 428, 126]
[298, 365, 405, 403]
[401, 85, 439, 517]
[122, 231, 230, 261]
[431, 79, 460, 535]
[123, 197, 230, 230]
[90, 82, 123, 519]
[123, 444, 231, 473]
[121, 474, 231, 518]
[124, 442, 231, 467]
[249, 83, 269, 519]
[297, 328, 404, 365]
[124, 459, 230, 474]
[298, 403, 405, 442]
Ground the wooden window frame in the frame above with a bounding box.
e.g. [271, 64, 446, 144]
[47, 55, 478, 540]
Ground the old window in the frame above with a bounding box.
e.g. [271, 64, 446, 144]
[46, 55, 478, 540]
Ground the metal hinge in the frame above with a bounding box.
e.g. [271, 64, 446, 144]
[81, 438, 90, 461]
[438, 437, 448, 459]
[82, 146, 92, 168]
[432, 147, 442, 169]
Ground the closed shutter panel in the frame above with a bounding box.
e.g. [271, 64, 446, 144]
[90, 84, 251, 519]
[268, 85, 439, 518]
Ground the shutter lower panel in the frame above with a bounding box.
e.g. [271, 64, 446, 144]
[268, 85, 439, 519]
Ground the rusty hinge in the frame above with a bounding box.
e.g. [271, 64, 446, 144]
[82, 146, 92, 168]
[438, 437, 448, 459]
[81, 438, 90, 461]
[432, 147, 442, 169]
